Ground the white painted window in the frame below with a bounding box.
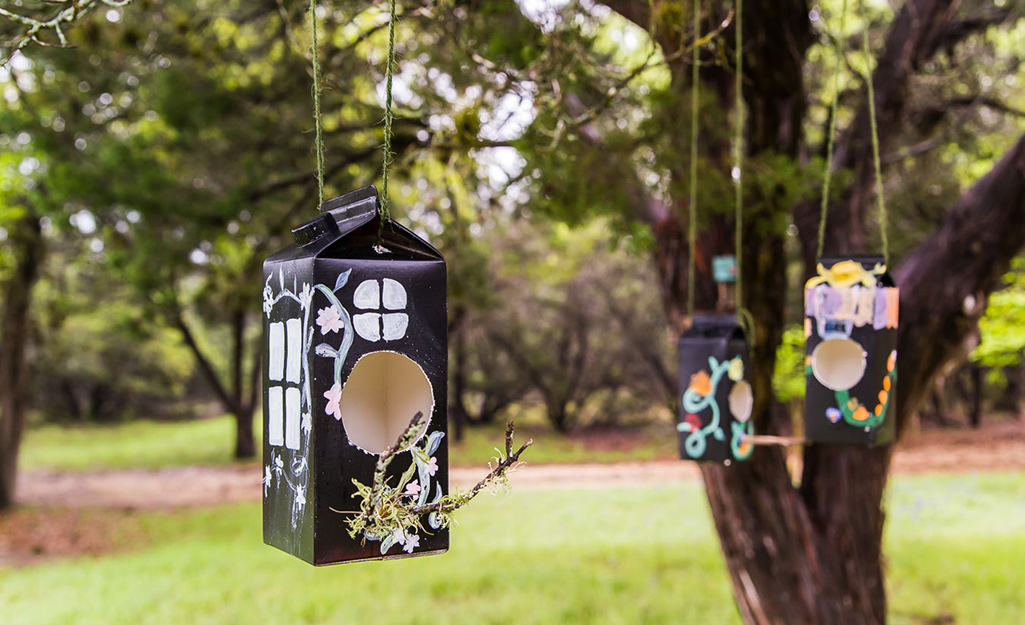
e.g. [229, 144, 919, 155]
[352, 278, 409, 342]
[269, 315, 305, 449]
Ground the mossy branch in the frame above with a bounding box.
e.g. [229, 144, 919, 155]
[345, 413, 532, 549]
[413, 421, 532, 516]
[1, 0, 133, 66]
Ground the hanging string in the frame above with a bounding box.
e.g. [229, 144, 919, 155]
[687, 2, 700, 318]
[860, 0, 888, 263]
[734, 0, 743, 312]
[378, 0, 398, 243]
[309, 0, 326, 208]
[816, 0, 849, 262]
[733, 0, 756, 345]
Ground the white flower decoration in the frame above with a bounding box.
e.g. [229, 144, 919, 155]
[402, 534, 420, 553]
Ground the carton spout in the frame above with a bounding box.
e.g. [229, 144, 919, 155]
[320, 185, 380, 237]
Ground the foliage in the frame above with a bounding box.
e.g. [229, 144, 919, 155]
[773, 324, 807, 404]
[31, 252, 193, 422]
[454, 218, 675, 432]
[973, 257, 1025, 381]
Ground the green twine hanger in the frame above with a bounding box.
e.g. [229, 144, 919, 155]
[309, 0, 325, 207]
[687, 0, 753, 346]
[686, 0, 699, 318]
[732, 0, 755, 344]
[308, 0, 399, 246]
[377, 0, 398, 244]
[816, 0, 889, 264]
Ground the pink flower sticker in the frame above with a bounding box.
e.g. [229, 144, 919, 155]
[317, 306, 344, 334]
[404, 480, 421, 497]
[424, 457, 439, 477]
[324, 383, 342, 420]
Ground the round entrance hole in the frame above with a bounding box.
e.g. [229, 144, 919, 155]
[811, 338, 867, 391]
[728, 380, 753, 423]
[338, 351, 434, 454]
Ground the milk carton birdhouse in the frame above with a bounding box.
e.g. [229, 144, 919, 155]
[261, 186, 448, 565]
[677, 315, 754, 464]
[804, 256, 898, 446]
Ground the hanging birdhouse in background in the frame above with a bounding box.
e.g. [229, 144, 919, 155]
[677, 315, 754, 464]
[804, 256, 898, 446]
[262, 186, 448, 565]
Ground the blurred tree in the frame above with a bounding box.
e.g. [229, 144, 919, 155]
[465, 219, 675, 432]
[0, 205, 42, 510]
[31, 250, 194, 423]
[0, 98, 47, 509]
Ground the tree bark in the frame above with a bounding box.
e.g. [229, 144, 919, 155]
[231, 308, 256, 459]
[0, 209, 44, 511]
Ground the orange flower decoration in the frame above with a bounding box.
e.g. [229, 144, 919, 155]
[688, 371, 713, 397]
[852, 406, 870, 422]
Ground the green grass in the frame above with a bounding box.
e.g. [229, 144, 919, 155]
[0, 483, 740, 625]
[1, 474, 1023, 625]
[19, 418, 252, 471]
[885, 472, 1025, 625]
[20, 417, 676, 472]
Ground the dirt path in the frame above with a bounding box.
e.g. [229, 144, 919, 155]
[14, 419, 1025, 510]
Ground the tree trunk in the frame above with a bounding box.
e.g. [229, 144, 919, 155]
[449, 306, 469, 442]
[595, 2, 1025, 624]
[0, 209, 44, 511]
[969, 364, 983, 429]
[231, 308, 256, 459]
[173, 307, 257, 460]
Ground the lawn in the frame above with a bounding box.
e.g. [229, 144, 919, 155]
[1, 473, 1023, 625]
[19, 416, 677, 472]
[19, 418, 247, 472]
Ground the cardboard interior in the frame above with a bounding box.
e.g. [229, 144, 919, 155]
[339, 350, 434, 454]
[728, 380, 753, 423]
[811, 338, 866, 391]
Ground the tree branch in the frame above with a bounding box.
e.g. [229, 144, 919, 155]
[172, 308, 237, 415]
[894, 132, 1025, 435]
[1, 0, 133, 65]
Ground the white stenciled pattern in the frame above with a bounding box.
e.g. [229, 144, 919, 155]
[352, 278, 409, 342]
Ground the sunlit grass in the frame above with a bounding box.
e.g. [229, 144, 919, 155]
[19, 418, 249, 471]
[885, 472, 1025, 625]
[0, 483, 741, 625]
[20, 416, 677, 472]
[1, 474, 1022, 625]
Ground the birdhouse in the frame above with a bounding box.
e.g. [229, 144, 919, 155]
[261, 186, 448, 565]
[677, 315, 754, 464]
[804, 256, 898, 446]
